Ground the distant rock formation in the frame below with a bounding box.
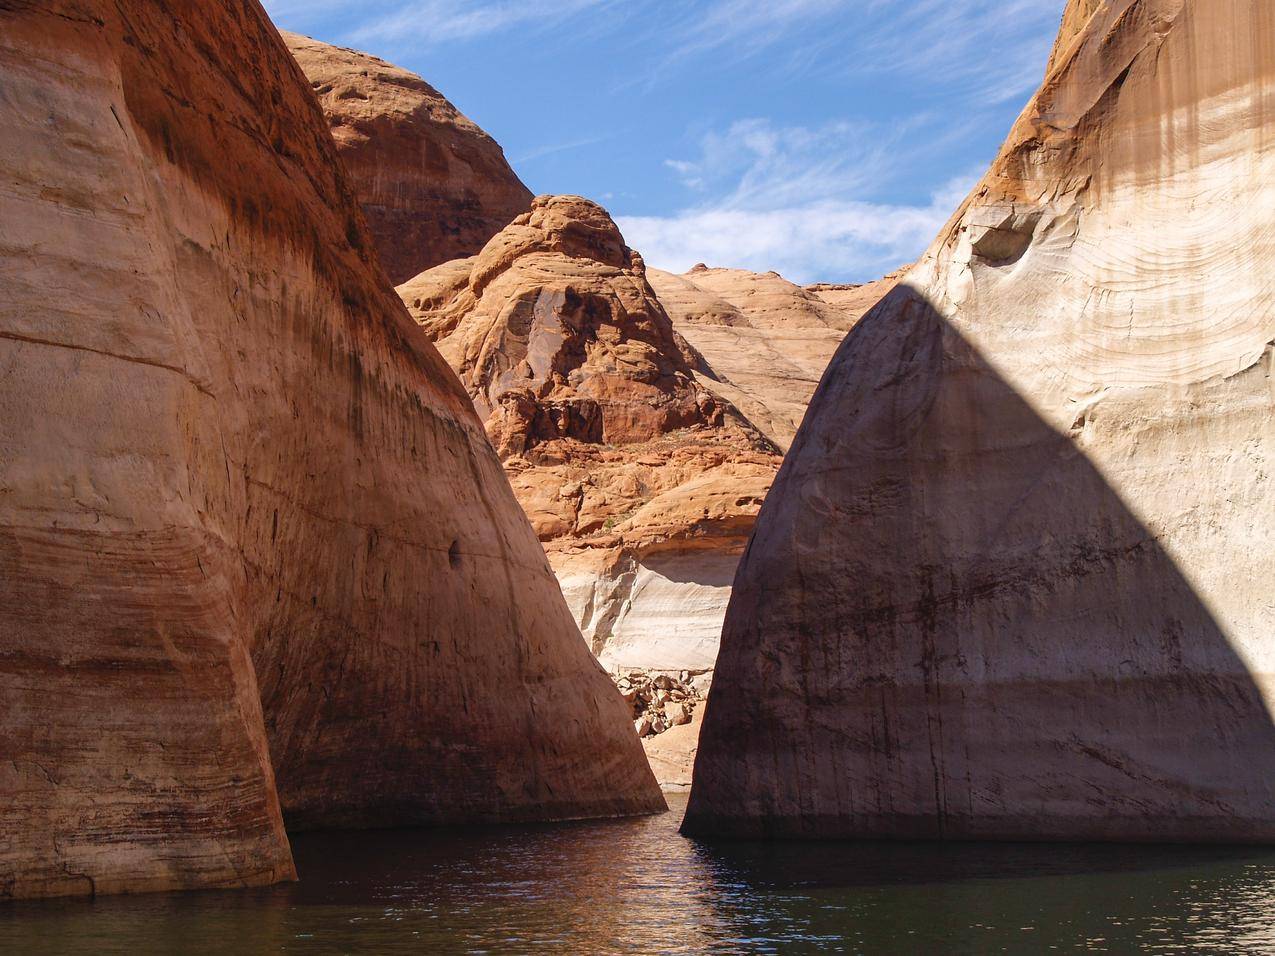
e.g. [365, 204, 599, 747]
[284, 32, 532, 284]
[650, 265, 903, 451]
[687, 0, 1275, 841]
[399, 200, 900, 789]
[0, 2, 659, 900]
[399, 196, 781, 677]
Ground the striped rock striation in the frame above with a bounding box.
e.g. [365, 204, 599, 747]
[686, 0, 1275, 840]
[0, 1, 659, 901]
[284, 32, 532, 284]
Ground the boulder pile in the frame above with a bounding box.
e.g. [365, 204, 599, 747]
[615, 671, 712, 740]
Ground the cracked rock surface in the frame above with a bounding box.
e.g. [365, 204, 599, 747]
[399, 196, 783, 675]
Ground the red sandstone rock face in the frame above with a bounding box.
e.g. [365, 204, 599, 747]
[283, 32, 532, 284]
[686, 0, 1275, 841]
[0, 1, 659, 901]
[400, 196, 740, 456]
[400, 197, 782, 674]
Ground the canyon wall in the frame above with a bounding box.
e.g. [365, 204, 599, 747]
[0, 0, 659, 901]
[284, 32, 532, 284]
[686, 0, 1275, 840]
[282, 32, 908, 715]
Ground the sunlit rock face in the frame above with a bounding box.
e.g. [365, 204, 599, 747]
[687, 0, 1275, 841]
[0, 2, 659, 901]
[648, 265, 903, 452]
[399, 196, 781, 677]
[283, 32, 532, 284]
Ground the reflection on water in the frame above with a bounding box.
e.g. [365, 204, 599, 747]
[5, 793, 1275, 953]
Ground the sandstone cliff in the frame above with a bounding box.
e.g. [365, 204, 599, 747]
[399, 196, 782, 677]
[649, 265, 903, 451]
[0, 1, 659, 901]
[283, 32, 532, 284]
[687, 0, 1275, 841]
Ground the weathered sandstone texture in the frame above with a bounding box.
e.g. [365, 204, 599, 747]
[399, 197, 782, 676]
[283, 32, 532, 284]
[687, 0, 1275, 841]
[0, 1, 659, 901]
[649, 265, 902, 451]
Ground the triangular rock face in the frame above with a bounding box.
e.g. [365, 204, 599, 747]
[401, 196, 782, 674]
[0, 3, 659, 900]
[283, 32, 532, 284]
[686, 0, 1275, 841]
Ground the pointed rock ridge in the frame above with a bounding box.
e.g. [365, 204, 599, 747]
[400, 195, 782, 678]
[1048, 0, 1103, 71]
[283, 32, 532, 284]
[0, 3, 659, 901]
[649, 265, 904, 451]
[686, 0, 1275, 842]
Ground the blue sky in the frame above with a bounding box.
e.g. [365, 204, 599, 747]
[262, 0, 1064, 284]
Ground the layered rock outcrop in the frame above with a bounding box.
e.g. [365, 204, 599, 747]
[0, 1, 659, 901]
[399, 197, 781, 676]
[284, 32, 532, 284]
[687, 0, 1275, 841]
[649, 265, 902, 451]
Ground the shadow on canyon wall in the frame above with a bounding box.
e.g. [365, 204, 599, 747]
[640, 549, 741, 588]
[687, 283, 1275, 841]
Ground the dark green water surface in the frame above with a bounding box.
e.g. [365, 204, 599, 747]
[5, 793, 1275, 954]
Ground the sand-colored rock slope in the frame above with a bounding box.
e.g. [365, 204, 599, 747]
[687, 0, 1275, 841]
[284, 32, 532, 284]
[650, 265, 903, 451]
[400, 196, 782, 674]
[0, 2, 659, 901]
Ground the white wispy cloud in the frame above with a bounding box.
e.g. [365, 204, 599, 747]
[343, 0, 610, 46]
[653, 0, 847, 66]
[617, 116, 977, 283]
[633, 0, 1059, 103]
[661, 117, 917, 209]
[266, 0, 1059, 97]
[846, 0, 1061, 103]
[618, 174, 975, 285]
[603, 0, 1064, 283]
[262, 0, 612, 46]
[512, 134, 614, 165]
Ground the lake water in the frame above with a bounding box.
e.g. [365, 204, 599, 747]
[5, 793, 1275, 953]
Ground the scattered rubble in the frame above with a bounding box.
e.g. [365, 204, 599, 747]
[613, 670, 712, 740]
